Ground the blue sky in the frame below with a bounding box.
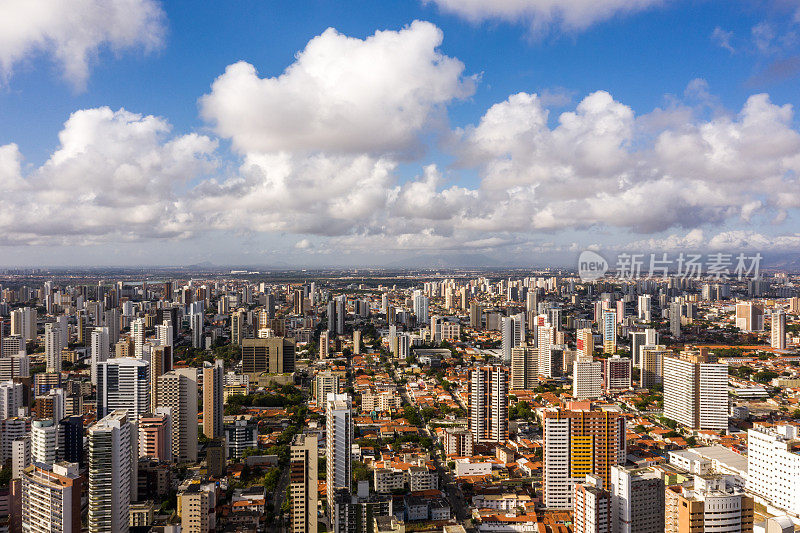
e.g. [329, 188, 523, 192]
[1, 0, 800, 266]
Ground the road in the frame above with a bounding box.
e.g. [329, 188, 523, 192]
[391, 365, 476, 533]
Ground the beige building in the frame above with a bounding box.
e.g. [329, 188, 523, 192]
[157, 368, 198, 463]
[289, 434, 318, 533]
[665, 476, 753, 533]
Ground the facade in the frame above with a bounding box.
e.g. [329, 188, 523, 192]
[179, 482, 216, 533]
[241, 337, 296, 376]
[326, 393, 353, 505]
[156, 368, 198, 463]
[0, 381, 23, 419]
[510, 346, 537, 390]
[573, 359, 602, 400]
[663, 349, 728, 431]
[543, 409, 626, 509]
[97, 357, 150, 419]
[290, 434, 319, 533]
[736, 302, 764, 332]
[574, 475, 610, 533]
[31, 419, 58, 465]
[202, 359, 224, 439]
[640, 345, 669, 388]
[224, 418, 258, 458]
[468, 366, 509, 444]
[603, 356, 631, 393]
[139, 412, 171, 462]
[88, 410, 134, 533]
[602, 310, 616, 354]
[444, 428, 474, 457]
[21, 462, 82, 533]
[610, 465, 664, 533]
[577, 328, 594, 360]
[771, 309, 786, 350]
[315, 372, 339, 406]
[44, 323, 62, 374]
[665, 476, 753, 533]
[747, 425, 800, 517]
[501, 314, 525, 363]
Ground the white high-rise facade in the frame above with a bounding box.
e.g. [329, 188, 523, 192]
[0, 380, 23, 419]
[90, 327, 109, 385]
[501, 313, 525, 363]
[44, 323, 62, 374]
[663, 350, 728, 430]
[31, 419, 58, 464]
[325, 393, 352, 504]
[573, 359, 602, 399]
[747, 425, 800, 517]
[21, 462, 82, 533]
[637, 295, 651, 322]
[88, 410, 134, 533]
[156, 321, 173, 348]
[772, 309, 786, 350]
[131, 318, 145, 358]
[610, 465, 664, 533]
[413, 291, 429, 324]
[468, 366, 508, 444]
[97, 358, 150, 420]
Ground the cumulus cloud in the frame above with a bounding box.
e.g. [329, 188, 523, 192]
[199, 20, 474, 155]
[0, 0, 165, 89]
[422, 0, 666, 34]
[0, 107, 216, 245]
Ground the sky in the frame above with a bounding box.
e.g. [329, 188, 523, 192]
[2, 0, 800, 267]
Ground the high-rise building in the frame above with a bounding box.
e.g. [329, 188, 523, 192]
[138, 412, 171, 462]
[203, 359, 224, 439]
[602, 310, 616, 354]
[609, 465, 664, 533]
[189, 312, 203, 349]
[747, 425, 800, 518]
[59, 414, 84, 467]
[736, 302, 764, 332]
[13, 435, 31, 479]
[241, 337, 296, 376]
[501, 313, 525, 363]
[443, 428, 474, 457]
[573, 359, 602, 400]
[543, 408, 625, 509]
[573, 475, 610, 533]
[178, 482, 216, 533]
[663, 349, 728, 431]
[31, 419, 58, 464]
[353, 329, 361, 355]
[155, 321, 173, 349]
[468, 366, 509, 444]
[290, 434, 319, 533]
[771, 309, 786, 350]
[630, 328, 657, 367]
[0, 333, 25, 357]
[44, 323, 62, 374]
[412, 292, 429, 324]
[97, 357, 150, 419]
[224, 417, 258, 458]
[665, 476, 753, 533]
[131, 318, 145, 359]
[11, 307, 37, 343]
[157, 368, 198, 463]
[640, 345, 669, 389]
[88, 410, 135, 533]
[577, 328, 594, 360]
[469, 301, 482, 329]
[149, 345, 172, 411]
[510, 346, 537, 390]
[21, 462, 82, 533]
[319, 331, 330, 359]
[537, 324, 556, 378]
[326, 393, 353, 505]
[231, 309, 245, 345]
[315, 372, 339, 406]
[90, 326, 110, 385]
[603, 356, 631, 393]
[0, 380, 23, 419]
[637, 295, 651, 322]
[669, 302, 682, 339]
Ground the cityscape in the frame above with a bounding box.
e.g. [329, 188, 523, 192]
[4, 1, 800, 533]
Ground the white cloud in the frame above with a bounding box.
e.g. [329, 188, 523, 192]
[711, 27, 735, 53]
[199, 21, 474, 155]
[0, 0, 165, 89]
[0, 107, 216, 245]
[423, 0, 666, 34]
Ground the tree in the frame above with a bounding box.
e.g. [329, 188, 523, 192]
[352, 460, 370, 483]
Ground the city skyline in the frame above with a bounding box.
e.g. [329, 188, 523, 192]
[2, 1, 800, 266]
